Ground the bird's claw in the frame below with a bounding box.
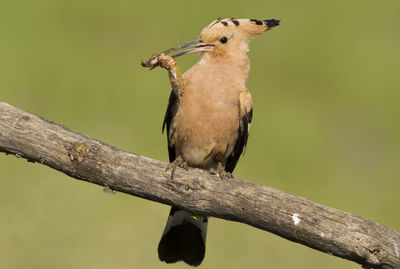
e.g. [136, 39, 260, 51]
[209, 165, 233, 181]
[166, 156, 188, 179]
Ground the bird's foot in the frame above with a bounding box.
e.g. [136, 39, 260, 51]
[209, 162, 233, 180]
[166, 156, 188, 179]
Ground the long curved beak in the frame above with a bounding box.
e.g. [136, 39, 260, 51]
[141, 39, 214, 68]
[163, 39, 214, 58]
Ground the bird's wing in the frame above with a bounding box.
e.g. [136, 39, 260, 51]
[225, 90, 253, 173]
[162, 91, 178, 162]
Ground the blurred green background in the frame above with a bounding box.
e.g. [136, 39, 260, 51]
[1, 0, 399, 268]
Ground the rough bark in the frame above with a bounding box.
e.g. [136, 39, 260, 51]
[0, 102, 399, 269]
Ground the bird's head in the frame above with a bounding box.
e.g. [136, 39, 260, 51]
[199, 18, 280, 60]
[159, 18, 280, 61]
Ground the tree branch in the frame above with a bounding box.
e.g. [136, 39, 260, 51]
[0, 102, 399, 269]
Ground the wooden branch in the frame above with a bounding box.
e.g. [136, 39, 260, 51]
[0, 102, 399, 269]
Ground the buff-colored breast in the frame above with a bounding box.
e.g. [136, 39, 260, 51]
[169, 60, 246, 169]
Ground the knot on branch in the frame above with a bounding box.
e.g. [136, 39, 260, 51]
[66, 143, 92, 165]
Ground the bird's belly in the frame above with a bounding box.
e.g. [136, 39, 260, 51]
[181, 145, 216, 169]
[173, 103, 239, 169]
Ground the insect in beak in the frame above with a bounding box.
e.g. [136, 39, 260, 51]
[141, 39, 214, 69]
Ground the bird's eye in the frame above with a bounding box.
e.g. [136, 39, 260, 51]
[220, 37, 228, 44]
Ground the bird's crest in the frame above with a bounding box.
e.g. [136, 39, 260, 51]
[201, 18, 280, 40]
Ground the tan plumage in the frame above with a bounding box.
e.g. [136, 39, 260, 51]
[142, 17, 279, 266]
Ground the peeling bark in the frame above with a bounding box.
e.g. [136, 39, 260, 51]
[0, 102, 399, 269]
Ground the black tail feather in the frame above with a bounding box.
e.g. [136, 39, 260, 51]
[158, 208, 206, 266]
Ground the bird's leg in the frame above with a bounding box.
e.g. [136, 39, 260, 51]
[142, 53, 185, 99]
[166, 155, 188, 179]
[209, 162, 233, 180]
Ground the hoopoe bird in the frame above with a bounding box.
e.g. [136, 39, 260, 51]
[142, 17, 280, 266]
